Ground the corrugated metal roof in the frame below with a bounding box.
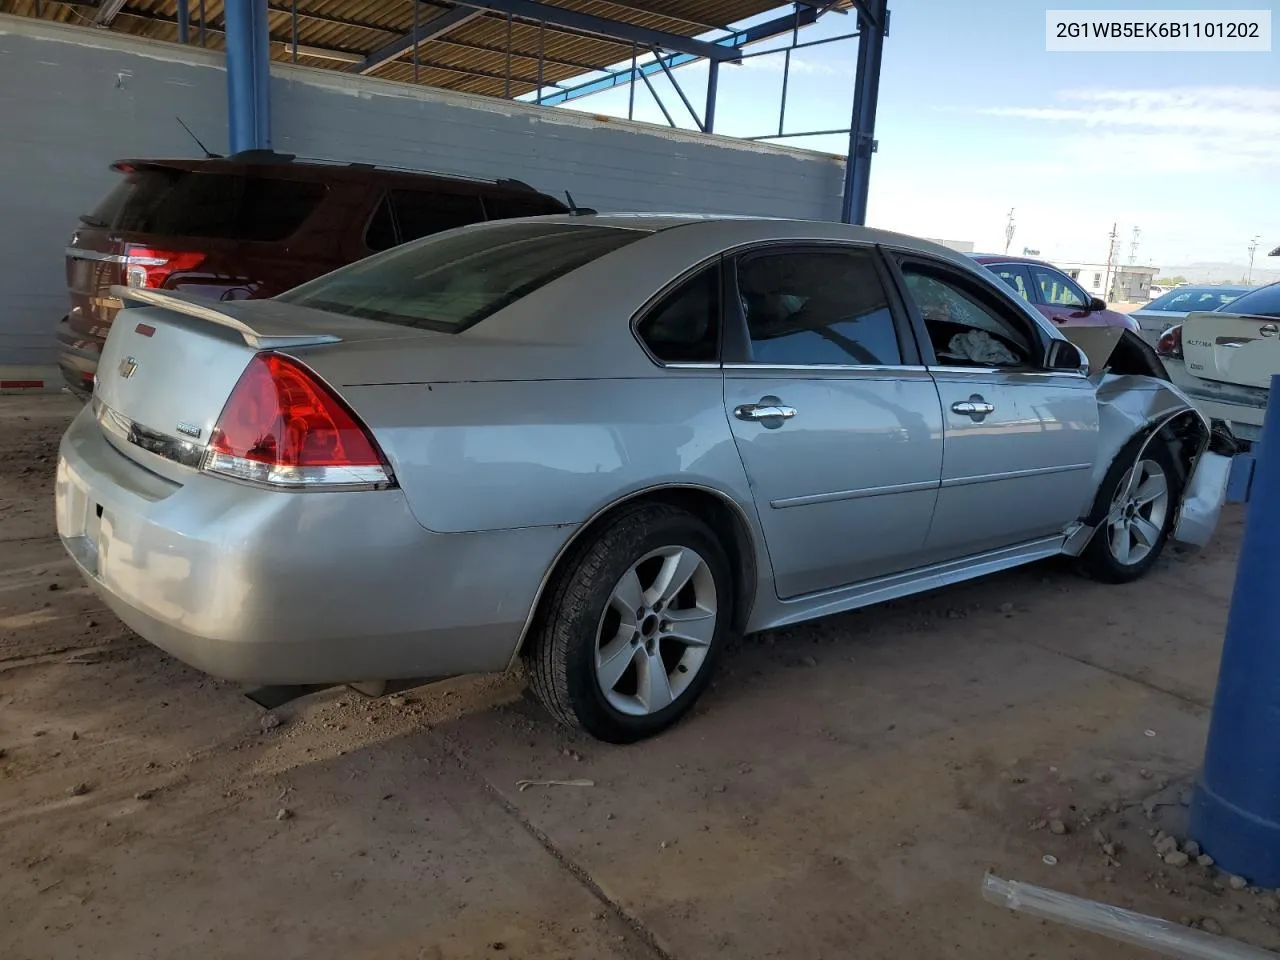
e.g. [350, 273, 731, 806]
[0, 0, 838, 100]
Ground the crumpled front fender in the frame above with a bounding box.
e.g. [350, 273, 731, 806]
[1062, 373, 1226, 555]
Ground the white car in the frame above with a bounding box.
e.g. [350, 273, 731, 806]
[1155, 281, 1280, 447]
[1132, 286, 1251, 347]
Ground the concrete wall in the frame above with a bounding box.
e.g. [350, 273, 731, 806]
[0, 15, 845, 367]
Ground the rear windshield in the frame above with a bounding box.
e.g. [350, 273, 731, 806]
[1219, 282, 1280, 319]
[1143, 287, 1247, 312]
[84, 169, 326, 242]
[278, 221, 648, 332]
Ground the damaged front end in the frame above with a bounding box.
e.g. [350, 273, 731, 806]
[1059, 327, 1236, 556]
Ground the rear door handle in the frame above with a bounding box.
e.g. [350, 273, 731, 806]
[734, 398, 797, 425]
[951, 395, 995, 421]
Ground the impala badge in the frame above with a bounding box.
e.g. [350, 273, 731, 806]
[118, 356, 138, 379]
[175, 421, 201, 439]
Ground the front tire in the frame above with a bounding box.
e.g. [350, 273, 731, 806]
[524, 503, 733, 743]
[1076, 438, 1180, 584]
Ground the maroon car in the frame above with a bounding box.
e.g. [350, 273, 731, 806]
[57, 151, 569, 397]
[970, 253, 1139, 333]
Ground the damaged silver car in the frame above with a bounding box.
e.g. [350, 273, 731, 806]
[55, 216, 1233, 743]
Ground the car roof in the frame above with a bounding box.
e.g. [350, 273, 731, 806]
[968, 252, 1059, 269]
[532, 213, 975, 258]
[109, 152, 566, 201]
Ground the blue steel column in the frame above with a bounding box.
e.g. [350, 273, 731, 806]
[177, 0, 189, 43]
[1190, 372, 1280, 887]
[705, 61, 719, 133]
[840, 0, 887, 225]
[224, 0, 272, 153]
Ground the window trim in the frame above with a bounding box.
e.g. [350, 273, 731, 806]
[627, 255, 725, 369]
[984, 262, 1038, 305]
[884, 250, 1058, 373]
[721, 241, 921, 369]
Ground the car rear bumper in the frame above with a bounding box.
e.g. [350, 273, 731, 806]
[1164, 360, 1267, 444]
[55, 407, 569, 685]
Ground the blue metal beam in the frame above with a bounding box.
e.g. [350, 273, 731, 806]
[840, 0, 886, 225]
[537, 5, 818, 108]
[349, 6, 482, 75]
[225, 0, 273, 153]
[177, 0, 190, 42]
[454, 0, 743, 61]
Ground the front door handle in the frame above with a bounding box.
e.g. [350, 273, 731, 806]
[951, 395, 995, 421]
[735, 397, 797, 426]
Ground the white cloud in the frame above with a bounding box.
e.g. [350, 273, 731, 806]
[974, 86, 1280, 174]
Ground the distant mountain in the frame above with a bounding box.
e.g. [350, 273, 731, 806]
[1159, 262, 1280, 285]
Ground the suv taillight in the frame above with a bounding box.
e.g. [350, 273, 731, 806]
[123, 245, 207, 289]
[1156, 324, 1184, 360]
[203, 354, 394, 489]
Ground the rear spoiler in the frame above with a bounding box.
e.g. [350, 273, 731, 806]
[112, 286, 341, 350]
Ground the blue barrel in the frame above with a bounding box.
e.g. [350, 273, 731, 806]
[1190, 374, 1280, 886]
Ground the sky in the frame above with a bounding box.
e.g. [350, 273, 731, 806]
[548, 0, 1280, 272]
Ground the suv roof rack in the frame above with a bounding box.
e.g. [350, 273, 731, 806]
[248, 153, 541, 191]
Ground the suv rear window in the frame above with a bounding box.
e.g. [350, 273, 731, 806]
[280, 221, 648, 332]
[85, 169, 326, 242]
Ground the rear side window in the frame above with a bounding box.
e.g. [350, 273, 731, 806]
[736, 248, 902, 365]
[485, 195, 561, 220]
[280, 222, 648, 332]
[363, 190, 487, 251]
[636, 266, 720, 363]
[86, 170, 325, 241]
[391, 190, 485, 243]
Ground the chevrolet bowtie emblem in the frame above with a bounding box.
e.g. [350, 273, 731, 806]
[119, 356, 138, 379]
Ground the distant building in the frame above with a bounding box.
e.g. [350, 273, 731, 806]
[1053, 260, 1159, 303]
[927, 238, 975, 253]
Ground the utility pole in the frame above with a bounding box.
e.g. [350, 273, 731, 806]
[1003, 208, 1016, 255]
[1248, 234, 1261, 285]
[1129, 226, 1141, 265]
[1103, 223, 1119, 302]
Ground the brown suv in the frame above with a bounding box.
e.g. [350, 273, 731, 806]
[58, 150, 569, 396]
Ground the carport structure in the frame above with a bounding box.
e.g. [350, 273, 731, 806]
[4, 0, 887, 224]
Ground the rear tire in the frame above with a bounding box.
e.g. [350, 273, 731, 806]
[524, 503, 733, 743]
[1076, 437, 1180, 584]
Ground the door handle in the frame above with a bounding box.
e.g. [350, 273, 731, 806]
[734, 398, 797, 424]
[951, 395, 995, 421]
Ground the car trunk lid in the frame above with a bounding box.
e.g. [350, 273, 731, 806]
[92, 289, 432, 481]
[1181, 311, 1280, 390]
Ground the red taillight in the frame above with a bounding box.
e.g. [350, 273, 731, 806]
[205, 354, 393, 488]
[123, 245, 206, 289]
[1156, 324, 1184, 360]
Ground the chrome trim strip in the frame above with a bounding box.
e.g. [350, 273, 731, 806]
[66, 247, 167, 266]
[724, 363, 929, 374]
[940, 462, 1093, 489]
[94, 398, 207, 470]
[770, 478, 938, 509]
[927, 366, 1090, 380]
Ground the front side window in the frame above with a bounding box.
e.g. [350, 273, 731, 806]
[280, 222, 648, 332]
[635, 266, 720, 363]
[1032, 266, 1088, 307]
[901, 265, 1035, 368]
[735, 249, 902, 366]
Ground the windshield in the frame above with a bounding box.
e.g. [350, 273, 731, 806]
[1142, 287, 1248, 312]
[1220, 282, 1280, 319]
[279, 221, 648, 332]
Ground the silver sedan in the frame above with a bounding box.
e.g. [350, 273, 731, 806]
[56, 216, 1231, 742]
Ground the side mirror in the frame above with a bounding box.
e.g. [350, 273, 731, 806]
[1046, 339, 1089, 374]
[1089, 296, 1107, 312]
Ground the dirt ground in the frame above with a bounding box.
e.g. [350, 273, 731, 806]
[2, 393, 1276, 960]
